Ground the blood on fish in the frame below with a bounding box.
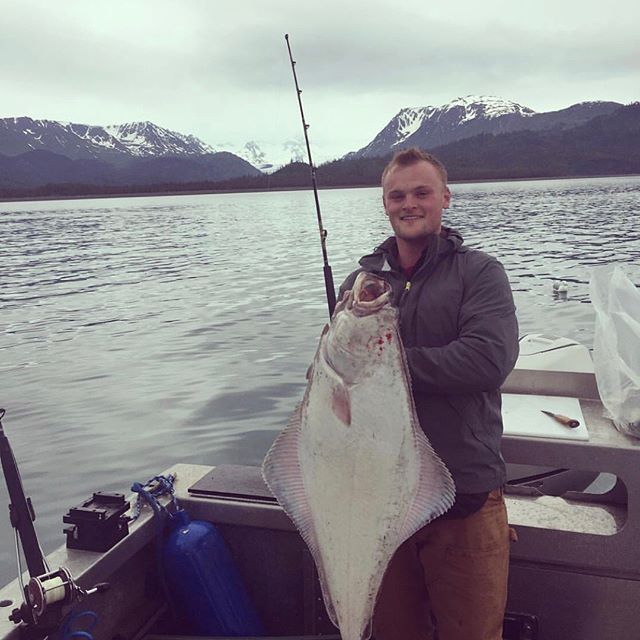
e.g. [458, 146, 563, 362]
[331, 384, 351, 426]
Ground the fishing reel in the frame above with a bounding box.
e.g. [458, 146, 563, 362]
[9, 567, 110, 626]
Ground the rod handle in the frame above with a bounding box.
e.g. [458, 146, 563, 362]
[324, 264, 337, 318]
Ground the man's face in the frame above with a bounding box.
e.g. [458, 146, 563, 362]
[382, 161, 451, 242]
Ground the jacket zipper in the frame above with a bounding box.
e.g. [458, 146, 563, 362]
[400, 280, 412, 307]
[398, 280, 413, 338]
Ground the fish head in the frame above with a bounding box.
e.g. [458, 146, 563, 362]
[333, 272, 393, 316]
[324, 273, 398, 383]
[352, 271, 393, 310]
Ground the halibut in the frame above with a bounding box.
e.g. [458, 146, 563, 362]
[262, 272, 455, 640]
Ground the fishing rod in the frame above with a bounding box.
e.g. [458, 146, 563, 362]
[0, 408, 110, 634]
[0, 408, 47, 580]
[284, 33, 337, 318]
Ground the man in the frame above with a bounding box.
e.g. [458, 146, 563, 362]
[339, 148, 519, 640]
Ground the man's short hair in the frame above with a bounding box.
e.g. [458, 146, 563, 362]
[381, 147, 448, 188]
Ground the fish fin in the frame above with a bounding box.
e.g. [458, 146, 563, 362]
[331, 381, 351, 426]
[306, 325, 329, 381]
[392, 343, 456, 541]
[262, 403, 339, 626]
[398, 429, 456, 543]
[262, 402, 307, 521]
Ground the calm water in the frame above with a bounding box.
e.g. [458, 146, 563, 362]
[1, 176, 639, 585]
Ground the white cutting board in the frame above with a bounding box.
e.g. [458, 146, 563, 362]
[502, 394, 588, 441]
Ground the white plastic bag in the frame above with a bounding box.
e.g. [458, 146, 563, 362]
[590, 265, 640, 438]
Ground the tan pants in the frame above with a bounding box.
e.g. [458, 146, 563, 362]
[373, 488, 511, 640]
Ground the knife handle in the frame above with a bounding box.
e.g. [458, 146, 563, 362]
[554, 413, 580, 428]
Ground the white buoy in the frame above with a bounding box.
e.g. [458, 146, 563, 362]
[552, 280, 569, 299]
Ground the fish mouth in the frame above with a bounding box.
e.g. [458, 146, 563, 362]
[352, 273, 391, 312]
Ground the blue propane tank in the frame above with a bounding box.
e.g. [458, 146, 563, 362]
[161, 509, 264, 636]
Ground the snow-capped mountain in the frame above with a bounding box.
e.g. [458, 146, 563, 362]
[349, 96, 533, 158]
[448, 95, 535, 121]
[0, 115, 313, 173]
[0, 117, 261, 188]
[0, 117, 218, 162]
[351, 107, 436, 159]
[215, 138, 307, 173]
[348, 96, 621, 159]
[104, 121, 216, 157]
[0, 117, 319, 173]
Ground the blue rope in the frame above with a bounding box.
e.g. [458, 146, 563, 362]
[130, 473, 181, 625]
[130, 474, 178, 523]
[59, 610, 98, 640]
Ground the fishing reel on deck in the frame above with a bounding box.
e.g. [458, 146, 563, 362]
[10, 566, 109, 626]
[0, 408, 110, 635]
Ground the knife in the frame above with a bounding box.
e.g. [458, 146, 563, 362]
[541, 410, 580, 429]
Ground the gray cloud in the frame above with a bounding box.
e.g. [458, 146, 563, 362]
[1, 0, 638, 155]
[203, 16, 640, 94]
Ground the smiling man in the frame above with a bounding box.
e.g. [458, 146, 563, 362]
[339, 148, 519, 640]
[381, 152, 451, 265]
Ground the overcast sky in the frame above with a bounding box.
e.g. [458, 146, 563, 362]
[2, 0, 639, 160]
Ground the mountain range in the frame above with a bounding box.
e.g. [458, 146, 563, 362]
[0, 118, 217, 161]
[0, 119, 263, 188]
[184, 101, 640, 191]
[0, 117, 307, 173]
[0, 96, 637, 196]
[349, 96, 623, 158]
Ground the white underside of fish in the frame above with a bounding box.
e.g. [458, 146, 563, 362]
[263, 275, 455, 640]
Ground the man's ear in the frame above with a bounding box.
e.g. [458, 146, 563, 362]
[382, 195, 389, 216]
[443, 186, 452, 209]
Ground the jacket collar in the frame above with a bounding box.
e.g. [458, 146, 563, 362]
[359, 227, 465, 275]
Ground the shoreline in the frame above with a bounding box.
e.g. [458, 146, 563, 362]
[1, 173, 639, 204]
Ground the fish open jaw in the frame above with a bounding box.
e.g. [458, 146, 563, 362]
[352, 273, 392, 314]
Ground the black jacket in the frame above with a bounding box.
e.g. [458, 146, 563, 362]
[339, 228, 519, 493]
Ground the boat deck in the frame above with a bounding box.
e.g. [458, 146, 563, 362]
[1, 369, 639, 639]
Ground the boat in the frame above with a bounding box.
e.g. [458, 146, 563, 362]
[505, 334, 605, 496]
[1, 334, 639, 640]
